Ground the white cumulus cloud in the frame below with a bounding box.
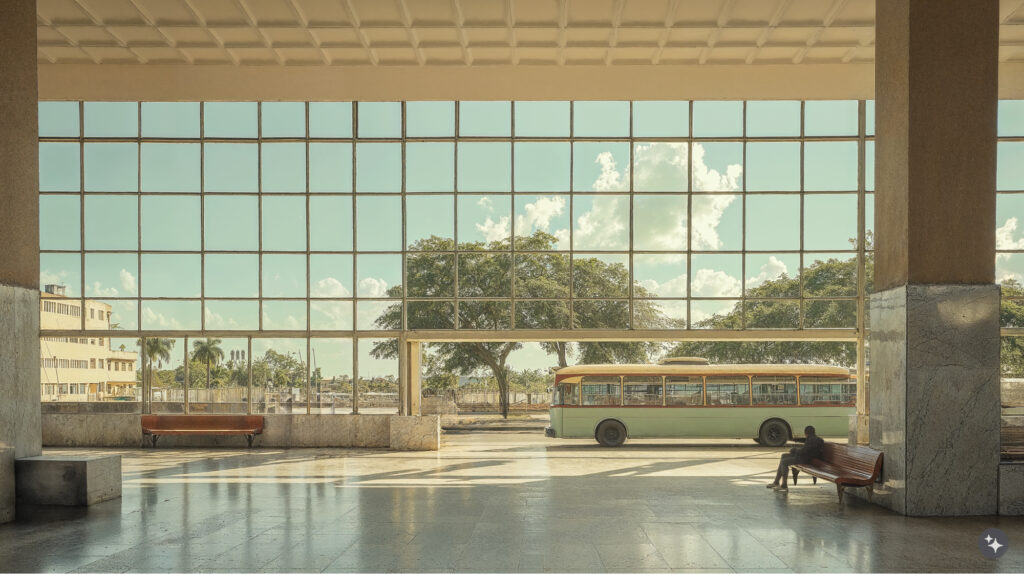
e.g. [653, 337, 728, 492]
[691, 268, 741, 298]
[311, 277, 351, 298]
[746, 256, 790, 288]
[358, 277, 389, 298]
[119, 268, 137, 295]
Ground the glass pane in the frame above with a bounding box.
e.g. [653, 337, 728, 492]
[691, 194, 741, 251]
[692, 142, 742, 192]
[634, 195, 686, 250]
[515, 143, 570, 192]
[804, 253, 857, 297]
[356, 196, 401, 251]
[310, 254, 353, 298]
[999, 100, 1024, 137]
[865, 193, 874, 243]
[573, 142, 628, 192]
[515, 253, 569, 298]
[204, 302, 258, 330]
[309, 102, 353, 138]
[40, 253, 81, 298]
[690, 254, 742, 297]
[514, 101, 569, 137]
[746, 195, 799, 251]
[92, 301, 137, 331]
[261, 102, 305, 138]
[357, 338, 399, 413]
[406, 253, 455, 297]
[573, 101, 629, 137]
[262, 300, 307, 330]
[85, 196, 137, 250]
[310, 143, 353, 192]
[204, 144, 258, 193]
[205, 254, 259, 298]
[692, 299, 737, 329]
[693, 101, 742, 137]
[746, 142, 799, 191]
[666, 377, 703, 406]
[407, 143, 455, 192]
[356, 143, 402, 192]
[262, 196, 306, 251]
[581, 376, 620, 405]
[309, 196, 353, 251]
[84, 102, 137, 137]
[634, 142, 687, 191]
[357, 254, 401, 298]
[745, 253, 800, 297]
[310, 301, 353, 330]
[84, 143, 138, 192]
[204, 102, 258, 138]
[39, 101, 80, 137]
[141, 254, 200, 297]
[39, 195, 80, 250]
[142, 102, 199, 138]
[458, 143, 511, 192]
[999, 253, 1024, 289]
[800, 379, 856, 405]
[744, 299, 799, 328]
[804, 299, 857, 328]
[141, 143, 201, 192]
[746, 101, 800, 137]
[458, 253, 510, 297]
[205, 196, 258, 251]
[141, 195, 201, 251]
[805, 100, 858, 136]
[805, 142, 857, 191]
[998, 142, 1024, 190]
[866, 140, 875, 191]
[262, 254, 306, 297]
[634, 254, 686, 297]
[459, 300, 510, 329]
[752, 376, 797, 405]
[262, 143, 306, 193]
[357, 102, 401, 138]
[141, 301, 200, 330]
[251, 338, 308, 413]
[805, 194, 858, 250]
[576, 299, 629, 328]
[514, 195, 568, 250]
[635, 299, 686, 329]
[459, 101, 510, 137]
[865, 100, 875, 136]
[407, 101, 454, 137]
[459, 194, 512, 247]
[188, 337, 249, 412]
[85, 253, 137, 298]
[515, 300, 570, 329]
[633, 101, 688, 137]
[39, 143, 80, 191]
[705, 377, 750, 405]
[406, 196, 454, 249]
[140, 337, 184, 411]
[573, 195, 628, 250]
[573, 254, 628, 298]
[408, 301, 455, 329]
[623, 376, 662, 405]
[357, 301, 398, 329]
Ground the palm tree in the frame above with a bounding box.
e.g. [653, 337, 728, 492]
[192, 338, 225, 389]
[136, 338, 175, 391]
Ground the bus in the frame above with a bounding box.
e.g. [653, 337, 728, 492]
[545, 360, 856, 447]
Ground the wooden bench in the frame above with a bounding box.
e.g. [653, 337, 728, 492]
[141, 415, 264, 448]
[790, 442, 883, 502]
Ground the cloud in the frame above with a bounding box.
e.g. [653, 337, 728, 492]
[637, 273, 689, 297]
[358, 277, 389, 298]
[691, 268, 741, 297]
[633, 143, 687, 191]
[119, 269, 137, 294]
[592, 151, 628, 192]
[997, 217, 1024, 262]
[573, 196, 628, 250]
[691, 195, 737, 250]
[476, 196, 493, 210]
[40, 270, 74, 296]
[90, 282, 119, 297]
[142, 307, 182, 330]
[311, 301, 353, 329]
[746, 256, 789, 288]
[311, 277, 351, 298]
[475, 215, 510, 242]
[692, 143, 743, 192]
[204, 307, 240, 329]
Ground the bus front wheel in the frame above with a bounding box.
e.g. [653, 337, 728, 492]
[759, 419, 790, 447]
[596, 420, 627, 447]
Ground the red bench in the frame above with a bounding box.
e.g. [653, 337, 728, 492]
[791, 442, 883, 502]
[141, 415, 264, 448]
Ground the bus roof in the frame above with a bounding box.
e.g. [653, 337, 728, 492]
[554, 363, 851, 377]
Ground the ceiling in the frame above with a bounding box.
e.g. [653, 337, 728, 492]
[32, 0, 1024, 68]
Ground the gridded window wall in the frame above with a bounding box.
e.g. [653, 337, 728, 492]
[38, 100, 874, 336]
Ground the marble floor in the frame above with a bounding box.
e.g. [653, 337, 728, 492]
[1, 432, 1022, 573]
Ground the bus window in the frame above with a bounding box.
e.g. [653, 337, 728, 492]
[623, 376, 662, 406]
[554, 382, 579, 406]
[752, 376, 797, 405]
[706, 376, 750, 406]
[665, 376, 703, 406]
[799, 377, 856, 405]
[581, 376, 621, 406]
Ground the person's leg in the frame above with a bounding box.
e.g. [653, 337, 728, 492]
[769, 455, 787, 486]
[778, 454, 799, 489]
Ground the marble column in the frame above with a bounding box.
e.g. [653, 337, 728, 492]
[869, 0, 1001, 516]
[0, 0, 42, 524]
[401, 341, 422, 416]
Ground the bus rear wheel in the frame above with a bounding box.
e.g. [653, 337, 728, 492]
[759, 419, 790, 447]
[596, 420, 627, 447]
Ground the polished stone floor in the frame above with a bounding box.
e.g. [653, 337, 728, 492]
[1, 432, 1022, 573]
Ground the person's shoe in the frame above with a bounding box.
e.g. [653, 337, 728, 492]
[774, 485, 789, 492]
[766, 483, 778, 489]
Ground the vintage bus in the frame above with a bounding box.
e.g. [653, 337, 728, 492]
[545, 359, 856, 447]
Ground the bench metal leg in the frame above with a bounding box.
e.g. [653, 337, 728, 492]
[791, 468, 799, 485]
[150, 434, 159, 448]
[836, 483, 845, 502]
[246, 435, 254, 448]
[812, 476, 817, 485]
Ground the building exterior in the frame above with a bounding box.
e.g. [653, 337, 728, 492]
[39, 284, 137, 401]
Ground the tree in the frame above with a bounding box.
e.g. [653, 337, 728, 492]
[191, 338, 224, 389]
[371, 231, 668, 417]
[137, 337, 175, 392]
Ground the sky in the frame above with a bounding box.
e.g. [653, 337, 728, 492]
[37, 99, 1024, 376]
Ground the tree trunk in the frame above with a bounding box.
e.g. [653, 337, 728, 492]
[555, 343, 568, 368]
[496, 368, 510, 419]
[207, 360, 211, 390]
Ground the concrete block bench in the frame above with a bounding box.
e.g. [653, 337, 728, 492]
[15, 454, 121, 506]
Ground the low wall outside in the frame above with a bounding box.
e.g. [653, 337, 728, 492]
[41, 412, 440, 450]
[1000, 463, 1024, 515]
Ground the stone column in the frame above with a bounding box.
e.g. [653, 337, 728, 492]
[870, 0, 1000, 516]
[398, 341, 421, 416]
[0, 0, 42, 524]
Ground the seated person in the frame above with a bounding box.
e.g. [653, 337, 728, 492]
[767, 425, 824, 492]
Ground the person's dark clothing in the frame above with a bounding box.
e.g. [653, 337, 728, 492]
[774, 434, 825, 486]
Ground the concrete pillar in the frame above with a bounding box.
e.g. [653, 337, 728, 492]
[398, 341, 421, 416]
[0, 0, 42, 524]
[870, 0, 1000, 516]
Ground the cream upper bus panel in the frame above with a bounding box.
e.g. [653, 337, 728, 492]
[554, 364, 851, 378]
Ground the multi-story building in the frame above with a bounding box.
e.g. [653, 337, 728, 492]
[39, 284, 138, 401]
